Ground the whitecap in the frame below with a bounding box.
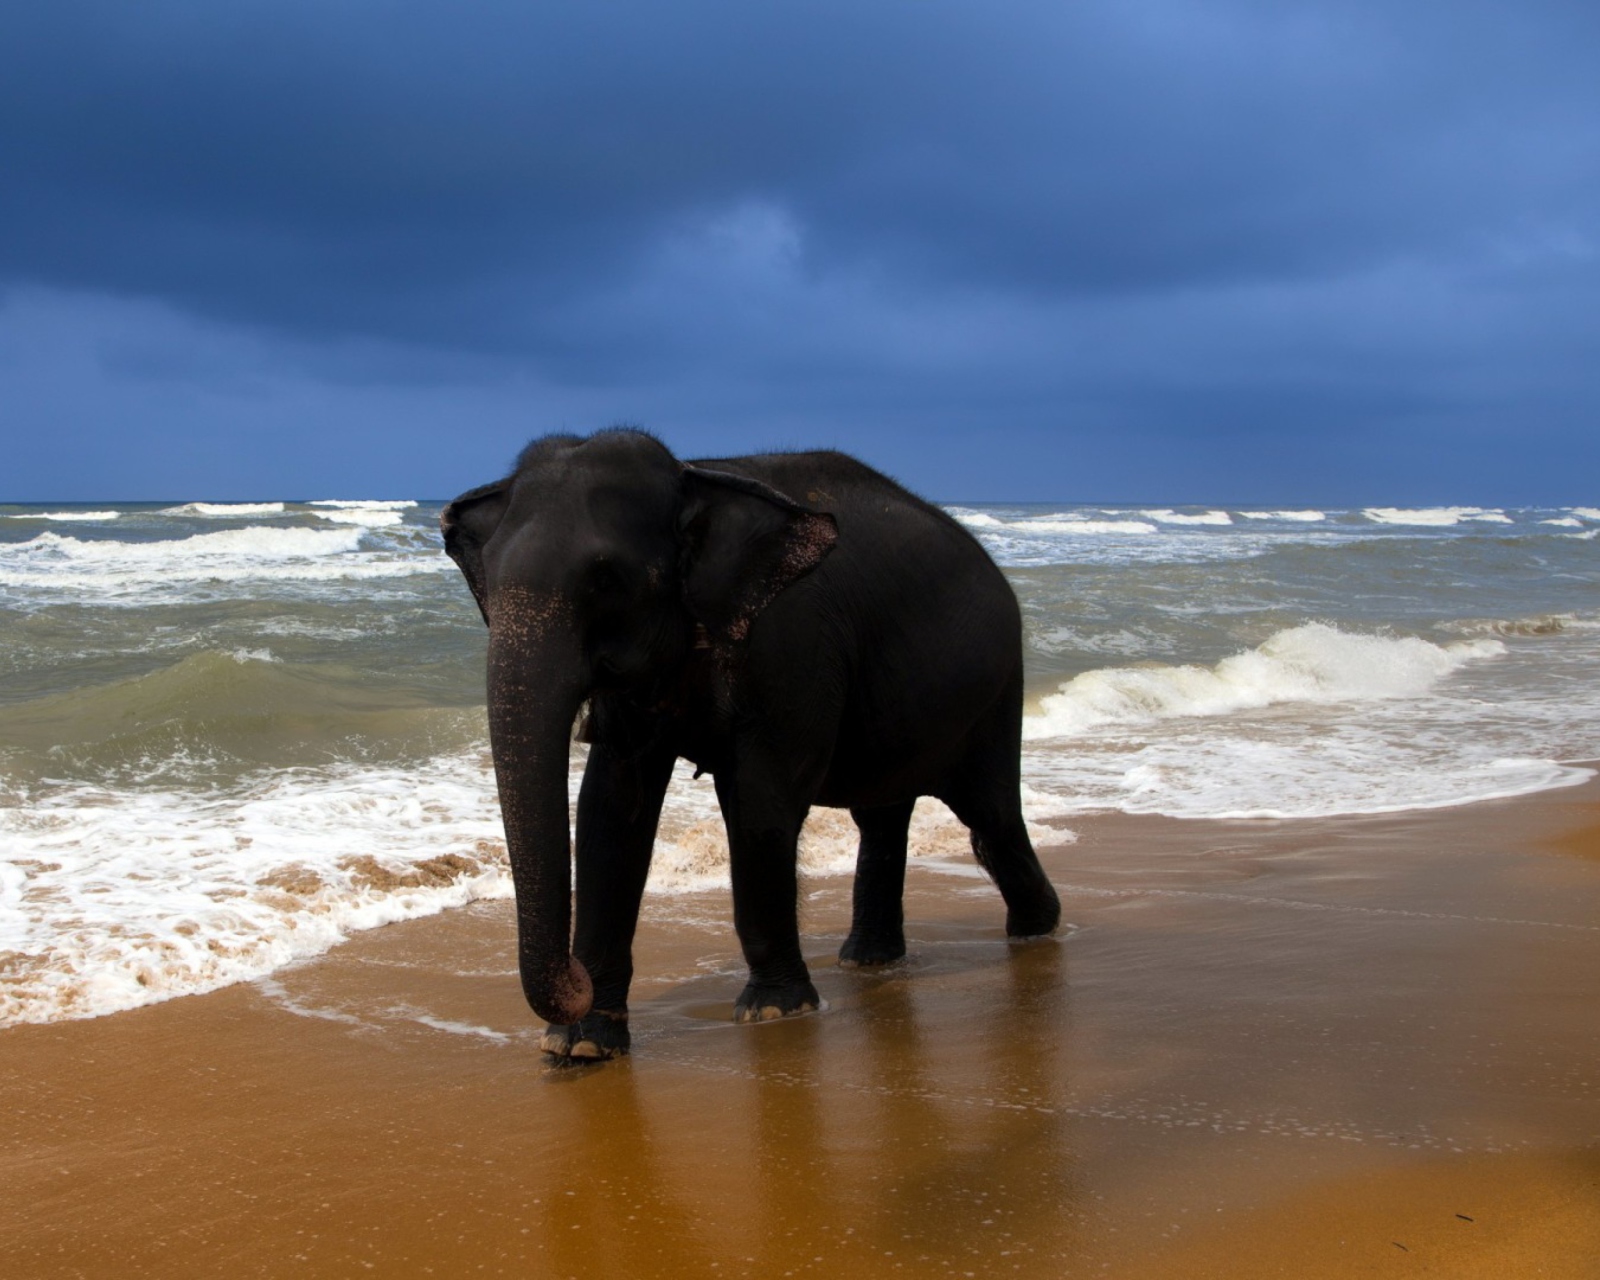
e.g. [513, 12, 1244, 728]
[0, 526, 446, 600]
[306, 499, 418, 510]
[1238, 510, 1326, 522]
[162, 502, 287, 517]
[311, 508, 406, 527]
[1140, 509, 1233, 526]
[3, 510, 121, 522]
[1021, 519, 1158, 535]
[1571, 507, 1600, 521]
[1363, 507, 1510, 526]
[1023, 623, 1503, 740]
[949, 510, 1005, 528]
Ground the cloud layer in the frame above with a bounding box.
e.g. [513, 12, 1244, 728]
[3, 1, 1597, 499]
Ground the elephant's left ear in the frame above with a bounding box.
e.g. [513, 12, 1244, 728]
[440, 479, 511, 626]
[678, 466, 838, 643]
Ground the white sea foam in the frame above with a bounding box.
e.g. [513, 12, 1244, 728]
[0, 750, 510, 1026]
[1140, 509, 1233, 526]
[1022, 736, 1592, 821]
[1571, 507, 1600, 521]
[1024, 624, 1502, 740]
[0, 744, 1077, 1026]
[1542, 517, 1584, 527]
[1363, 506, 1512, 526]
[1239, 510, 1326, 522]
[646, 762, 1076, 894]
[949, 509, 1158, 535]
[1030, 518, 1158, 535]
[0, 526, 447, 600]
[312, 508, 406, 527]
[1014, 619, 1600, 819]
[3, 510, 121, 522]
[306, 499, 418, 509]
[162, 502, 287, 517]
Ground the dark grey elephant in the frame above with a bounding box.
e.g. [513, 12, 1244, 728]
[442, 429, 1059, 1060]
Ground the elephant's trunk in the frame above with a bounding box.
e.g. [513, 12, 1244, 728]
[486, 599, 593, 1026]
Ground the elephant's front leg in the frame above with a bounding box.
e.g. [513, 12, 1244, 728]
[714, 766, 821, 1022]
[541, 740, 675, 1061]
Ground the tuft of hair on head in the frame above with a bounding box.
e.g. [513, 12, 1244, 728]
[512, 433, 585, 475]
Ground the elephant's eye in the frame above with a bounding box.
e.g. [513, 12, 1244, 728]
[584, 558, 628, 598]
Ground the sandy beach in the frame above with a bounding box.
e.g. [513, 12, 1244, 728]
[5, 777, 1599, 1278]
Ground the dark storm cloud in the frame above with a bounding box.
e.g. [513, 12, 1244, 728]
[2, 1, 1598, 500]
[6, 1, 1595, 340]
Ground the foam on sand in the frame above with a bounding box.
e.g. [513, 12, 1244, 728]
[646, 767, 1077, 894]
[0, 739, 1078, 1027]
[1024, 623, 1503, 740]
[0, 749, 511, 1027]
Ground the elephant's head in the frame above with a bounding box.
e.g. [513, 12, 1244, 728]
[440, 430, 836, 1024]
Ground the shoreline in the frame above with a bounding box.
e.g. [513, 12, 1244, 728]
[5, 779, 1600, 1276]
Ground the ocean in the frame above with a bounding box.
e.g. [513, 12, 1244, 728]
[2, 497, 1596, 1027]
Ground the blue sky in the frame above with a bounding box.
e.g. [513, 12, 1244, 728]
[2, 1, 1597, 503]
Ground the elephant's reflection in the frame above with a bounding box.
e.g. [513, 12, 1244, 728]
[737, 936, 1080, 1272]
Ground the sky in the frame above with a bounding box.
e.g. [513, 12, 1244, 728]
[2, 1, 1597, 504]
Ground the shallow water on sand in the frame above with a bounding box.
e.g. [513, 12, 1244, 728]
[2, 498, 1598, 1024]
[4, 790, 1599, 1277]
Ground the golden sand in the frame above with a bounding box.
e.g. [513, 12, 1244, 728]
[4, 781, 1600, 1277]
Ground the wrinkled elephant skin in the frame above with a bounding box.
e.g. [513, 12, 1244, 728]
[441, 430, 1060, 1059]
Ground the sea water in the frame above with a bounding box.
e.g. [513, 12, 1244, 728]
[1, 498, 1596, 1024]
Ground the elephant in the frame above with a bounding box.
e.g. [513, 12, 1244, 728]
[441, 428, 1060, 1060]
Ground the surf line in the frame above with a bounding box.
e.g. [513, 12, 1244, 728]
[1050, 883, 1600, 933]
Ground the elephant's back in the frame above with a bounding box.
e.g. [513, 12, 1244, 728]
[690, 449, 1005, 598]
[700, 450, 1023, 742]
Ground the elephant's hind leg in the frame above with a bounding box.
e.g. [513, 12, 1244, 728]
[938, 680, 1061, 939]
[839, 799, 915, 967]
[966, 816, 1061, 939]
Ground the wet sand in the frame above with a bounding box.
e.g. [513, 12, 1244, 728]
[5, 780, 1600, 1277]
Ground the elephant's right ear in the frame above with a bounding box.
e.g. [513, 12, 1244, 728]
[440, 480, 510, 626]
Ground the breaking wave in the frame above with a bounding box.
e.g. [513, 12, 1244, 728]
[0, 525, 446, 601]
[1362, 507, 1511, 526]
[3, 510, 121, 522]
[161, 502, 287, 517]
[1024, 623, 1503, 740]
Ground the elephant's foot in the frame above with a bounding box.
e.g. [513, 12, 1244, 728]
[837, 932, 906, 968]
[540, 1009, 630, 1061]
[1005, 898, 1062, 940]
[733, 979, 820, 1023]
